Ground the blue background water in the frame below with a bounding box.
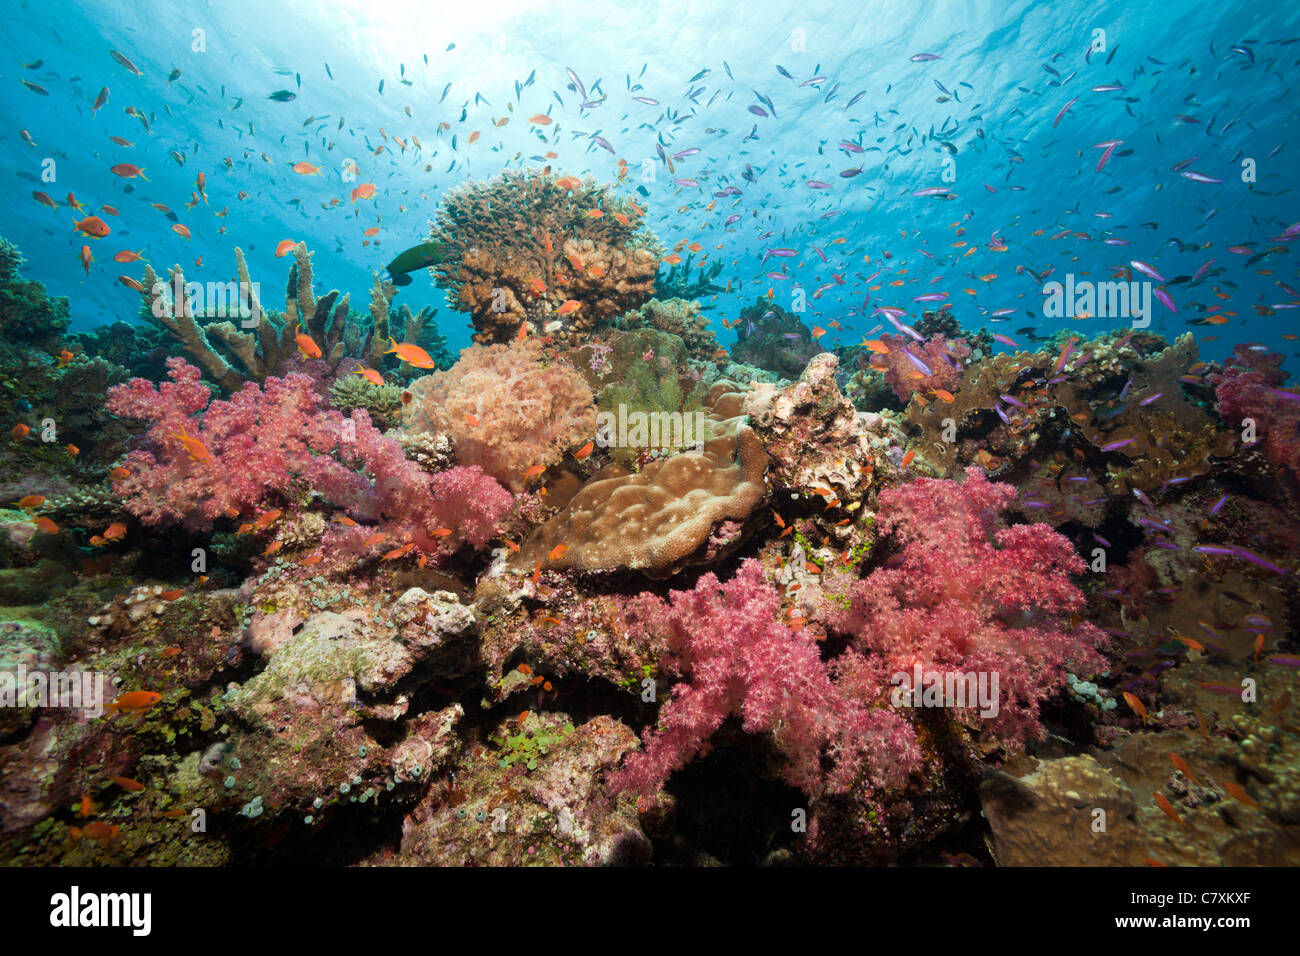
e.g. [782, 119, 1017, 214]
[2, 0, 1297, 367]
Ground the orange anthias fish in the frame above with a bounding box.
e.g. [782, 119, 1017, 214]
[171, 424, 209, 462]
[110, 163, 148, 180]
[1123, 691, 1149, 725]
[1154, 792, 1185, 829]
[291, 161, 320, 175]
[521, 464, 546, 480]
[383, 337, 436, 369]
[352, 367, 385, 386]
[80, 245, 94, 276]
[16, 494, 45, 509]
[573, 440, 594, 461]
[71, 821, 121, 847]
[556, 300, 581, 316]
[112, 775, 145, 792]
[106, 690, 162, 715]
[350, 183, 376, 202]
[172, 223, 191, 240]
[275, 239, 299, 258]
[33, 516, 59, 534]
[295, 324, 323, 359]
[548, 544, 569, 561]
[12, 423, 31, 441]
[1169, 752, 1197, 783]
[103, 521, 127, 541]
[1220, 780, 1259, 808]
[74, 216, 111, 238]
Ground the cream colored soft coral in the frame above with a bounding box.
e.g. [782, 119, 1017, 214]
[400, 339, 596, 492]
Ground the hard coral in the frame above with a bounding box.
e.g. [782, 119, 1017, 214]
[135, 245, 392, 393]
[513, 382, 768, 575]
[429, 169, 659, 344]
[400, 338, 596, 492]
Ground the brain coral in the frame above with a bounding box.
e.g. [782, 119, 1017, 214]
[401, 338, 596, 492]
[512, 382, 769, 575]
[428, 169, 659, 345]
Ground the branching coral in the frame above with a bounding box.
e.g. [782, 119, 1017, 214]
[428, 169, 659, 344]
[106, 357, 511, 552]
[654, 251, 724, 300]
[135, 245, 393, 392]
[400, 338, 596, 491]
[610, 559, 920, 799]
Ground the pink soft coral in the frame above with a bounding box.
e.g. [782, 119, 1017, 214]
[400, 338, 595, 491]
[873, 333, 969, 402]
[822, 467, 1108, 748]
[1210, 344, 1300, 478]
[610, 559, 920, 800]
[107, 357, 511, 552]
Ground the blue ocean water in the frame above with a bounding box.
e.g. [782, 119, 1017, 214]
[1, 0, 1297, 363]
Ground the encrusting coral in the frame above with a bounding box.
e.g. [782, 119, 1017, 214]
[428, 169, 659, 345]
[512, 382, 768, 575]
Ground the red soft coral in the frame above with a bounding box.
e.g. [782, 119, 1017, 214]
[610, 559, 920, 800]
[822, 467, 1108, 748]
[107, 358, 512, 553]
[873, 333, 969, 402]
[1210, 344, 1300, 478]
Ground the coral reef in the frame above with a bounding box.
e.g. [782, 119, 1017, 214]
[0, 237, 70, 352]
[106, 357, 511, 552]
[1210, 343, 1300, 479]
